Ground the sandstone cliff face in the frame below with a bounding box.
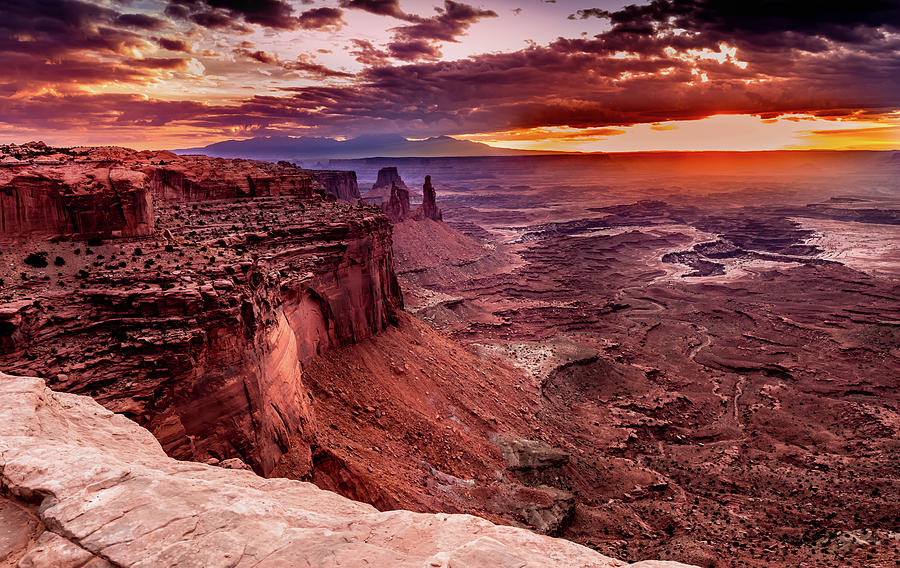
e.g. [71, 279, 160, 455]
[146, 158, 322, 201]
[308, 169, 362, 203]
[0, 184, 401, 476]
[0, 166, 152, 238]
[0, 146, 328, 239]
[0, 374, 696, 568]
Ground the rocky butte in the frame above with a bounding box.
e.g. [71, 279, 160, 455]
[419, 175, 442, 221]
[0, 143, 692, 567]
[380, 175, 442, 223]
[364, 166, 409, 202]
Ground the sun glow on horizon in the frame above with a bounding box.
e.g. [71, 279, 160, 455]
[459, 114, 900, 153]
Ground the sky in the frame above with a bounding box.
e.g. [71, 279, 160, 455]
[1, 0, 899, 151]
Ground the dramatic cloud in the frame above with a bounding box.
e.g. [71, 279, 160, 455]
[116, 13, 168, 31]
[349, 39, 391, 66]
[0, 0, 897, 148]
[156, 37, 193, 53]
[285, 54, 354, 78]
[165, 0, 300, 29]
[386, 1, 498, 60]
[297, 7, 345, 30]
[338, 0, 416, 21]
[233, 47, 352, 79]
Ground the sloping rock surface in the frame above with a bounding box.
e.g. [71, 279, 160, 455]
[0, 374, 696, 568]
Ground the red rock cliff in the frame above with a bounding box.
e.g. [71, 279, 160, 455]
[0, 146, 402, 477]
[380, 181, 411, 223]
[146, 157, 323, 201]
[364, 166, 409, 201]
[0, 165, 153, 238]
[308, 169, 362, 203]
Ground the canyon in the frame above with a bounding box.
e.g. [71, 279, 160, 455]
[1, 144, 898, 568]
[0, 143, 691, 567]
[344, 153, 900, 567]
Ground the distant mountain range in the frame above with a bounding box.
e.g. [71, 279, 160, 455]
[173, 134, 558, 161]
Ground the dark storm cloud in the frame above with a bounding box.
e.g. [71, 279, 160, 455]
[115, 13, 168, 30]
[0, 0, 146, 57]
[571, 0, 900, 51]
[0, 0, 185, 90]
[165, 0, 299, 29]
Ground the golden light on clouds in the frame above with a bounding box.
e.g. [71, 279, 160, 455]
[460, 114, 900, 153]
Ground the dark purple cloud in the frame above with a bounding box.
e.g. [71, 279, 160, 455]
[349, 39, 391, 66]
[233, 48, 353, 79]
[297, 7, 345, 30]
[166, 0, 299, 29]
[391, 1, 497, 42]
[338, 0, 416, 21]
[156, 37, 193, 53]
[571, 0, 900, 51]
[115, 13, 168, 30]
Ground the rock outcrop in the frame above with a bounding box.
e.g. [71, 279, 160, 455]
[365, 166, 408, 201]
[146, 157, 322, 201]
[0, 145, 402, 477]
[0, 374, 697, 568]
[0, 144, 330, 239]
[0, 165, 153, 238]
[0, 198, 402, 476]
[416, 174, 442, 221]
[380, 181, 411, 223]
[308, 169, 361, 203]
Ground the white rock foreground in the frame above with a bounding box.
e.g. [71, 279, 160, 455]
[0, 374, 697, 568]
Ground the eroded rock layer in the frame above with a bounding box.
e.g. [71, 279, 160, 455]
[417, 174, 442, 221]
[381, 181, 411, 223]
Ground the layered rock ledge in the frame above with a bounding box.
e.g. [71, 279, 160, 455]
[0, 373, 695, 568]
[0, 144, 401, 477]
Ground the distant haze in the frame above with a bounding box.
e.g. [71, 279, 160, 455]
[174, 135, 558, 162]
